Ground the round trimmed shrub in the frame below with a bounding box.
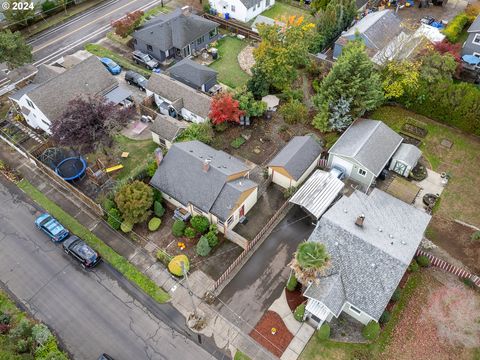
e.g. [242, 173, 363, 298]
[294, 303, 306, 322]
[153, 201, 165, 218]
[379, 310, 391, 324]
[417, 255, 430, 267]
[172, 220, 186, 237]
[205, 231, 218, 248]
[184, 227, 196, 239]
[120, 221, 133, 233]
[152, 188, 163, 203]
[286, 273, 297, 292]
[148, 217, 161, 231]
[196, 235, 211, 256]
[209, 223, 219, 234]
[409, 259, 419, 272]
[107, 208, 122, 230]
[190, 215, 210, 234]
[168, 255, 189, 276]
[362, 320, 380, 341]
[391, 288, 401, 302]
[316, 323, 330, 340]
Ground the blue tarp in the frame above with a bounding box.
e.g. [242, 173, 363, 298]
[462, 55, 480, 65]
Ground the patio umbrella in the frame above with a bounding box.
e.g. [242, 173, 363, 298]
[261, 95, 280, 111]
[462, 55, 480, 66]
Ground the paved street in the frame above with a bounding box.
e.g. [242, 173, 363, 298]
[216, 206, 315, 333]
[26, 0, 169, 66]
[0, 177, 222, 360]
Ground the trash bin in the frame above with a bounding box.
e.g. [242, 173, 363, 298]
[211, 48, 218, 60]
[225, 12, 230, 20]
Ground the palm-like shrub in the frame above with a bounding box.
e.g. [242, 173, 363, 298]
[290, 241, 330, 285]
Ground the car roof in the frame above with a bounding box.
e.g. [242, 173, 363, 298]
[63, 235, 80, 247]
[72, 241, 97, 260]
[43, 217, 65, 235]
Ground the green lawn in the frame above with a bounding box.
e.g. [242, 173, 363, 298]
[85, 43, 151, 77]
[300, 272, 422, 360]
[261, 2, 314, 23]
[17, 179, 170, 304]
[209, 37, 251, 89]
[370, 105, 480, 225]
[234, 350, 251, 360]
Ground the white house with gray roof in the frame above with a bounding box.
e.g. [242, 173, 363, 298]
[209, 0, 275, 23]
[328, 119, 403, 190]
[268, 135, 323, 189]
[146, 72, 212, 123]
[303, 188, 431, 327]
[9, 56, 130, 134]
[150, 141, 258, 233]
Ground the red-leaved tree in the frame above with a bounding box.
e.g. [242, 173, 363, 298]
[111, 10, 144, 38]
[209, 93, 244, 125]
[51, 96, 134, 152]
[433, 40, 462, 76]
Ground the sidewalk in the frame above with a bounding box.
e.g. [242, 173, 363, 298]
[0, 141, 277, 360]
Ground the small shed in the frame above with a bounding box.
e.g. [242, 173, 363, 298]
[268, 135, 322, 189]
[389, 143, 422, 177]
[150, 114, 188, 149]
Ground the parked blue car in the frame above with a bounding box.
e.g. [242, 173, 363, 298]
[100, 57, 121, 75]
[35, 213, 69, 242]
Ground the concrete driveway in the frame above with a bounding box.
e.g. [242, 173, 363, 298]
[0, 177, 219, 360]
[216, 206, 315, 333]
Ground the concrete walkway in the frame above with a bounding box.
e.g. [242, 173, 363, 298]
[269, 291, 315, 360]
[0, 140, 275, 360]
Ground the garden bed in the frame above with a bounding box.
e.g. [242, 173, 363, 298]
[285, 285, 306, 312]
[402, 123, 428, 138]
[249, 310, 293, 357]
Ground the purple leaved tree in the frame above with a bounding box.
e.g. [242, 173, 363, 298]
[50, 96, 134, 152]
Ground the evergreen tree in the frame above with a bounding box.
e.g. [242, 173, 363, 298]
[329, 97, 352, 131]
[0, 30, 32, 68]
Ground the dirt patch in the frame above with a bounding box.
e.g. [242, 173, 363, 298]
[380, 269, 480, 360]
[250, 310, 294, 357]
[427, 217, 480, 274]
[285, 286, 306, 312]
[237, 45, 255, 76]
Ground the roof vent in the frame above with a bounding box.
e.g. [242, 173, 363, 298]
[389, 234, 394, 239]
[343, 209, 348, 213]
[390, 241, 394, 245]
[401, 240, 407, 245]
[334, 242, 339, 246]
[202, 158, 211, 172]
[378, 227, 383, 232]
[355, 214, 365, 227]
[371, 263, 376, 268]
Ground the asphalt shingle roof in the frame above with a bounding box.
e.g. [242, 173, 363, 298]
[146, 73, 212, 119]
[26, 56, 118, 122]
[329, 119, 403, 176]
[239, 0, 263, 9]
[168, 58, 217, 89]
[305, 189, 431, 320]
[391, 143, 422, 168]
[133, 8, 218, 51]
[150, 141, 257, 220]
[468, 15, 480, 33]
[150, 114, 187, 142]
[268, 135, 322, 180]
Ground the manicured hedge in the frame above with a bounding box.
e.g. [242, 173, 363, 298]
[362, 320, 380, 340]
[294, 303, 306, 322]
[443, 13, 469, 43]
[286, 273, 298, 292]
[316, 323, 330, 340]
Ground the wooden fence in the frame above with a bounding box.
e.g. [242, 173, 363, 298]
[203, 14, 261, 41]
[416, 249, 480, 287]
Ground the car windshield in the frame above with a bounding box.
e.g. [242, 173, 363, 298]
[138, 76, 146, 82]
[106, 59, 117, 67]
[75, 243, 97, 261]
[45, 219, 64, 235]
[143, 55, 152, 62]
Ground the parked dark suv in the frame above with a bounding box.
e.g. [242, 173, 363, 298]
[125, 71, 147, 91]
[132, 50, 159, 70]
[62, 236, 101, 268]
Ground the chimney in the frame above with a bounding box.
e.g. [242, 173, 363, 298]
[355, 214, 365, 227]
[181, 5, 191, 16]
[202, 159, 211, 172]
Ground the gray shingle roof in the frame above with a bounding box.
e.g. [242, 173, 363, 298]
[340, 10, 402, 51]
[329, 119, 403, 176]
[305, 189, 431, 320]
[468, 15, 480, 33]
[27, 56, 118, 122]
[268, 135, 322, 180]
[133, 8, 218, 51]
[168, 58, 217, 89]
[239, 0, 263, 9]
[146, 73, 212, 119]
[304, 273, 345, 316]
[150, 141, 257, 220]
[391, 143, 421, 168]
[150, 114, 188, 141]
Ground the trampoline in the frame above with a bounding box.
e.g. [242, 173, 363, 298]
[55, 157, 87, 181]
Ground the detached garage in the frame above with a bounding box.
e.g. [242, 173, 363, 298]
[268, 135, 322, 189]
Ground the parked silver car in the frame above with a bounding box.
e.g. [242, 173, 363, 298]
[132, 50, 159, 70]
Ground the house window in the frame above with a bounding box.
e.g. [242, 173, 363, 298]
[41, 119, 50, 126]
[147, 44, 153, 51]
[197, 36, 205, 45]
[218, 219, 225, 227]
[350, 305, 362, 314]
[266, 0, 270, 5]
[474, 52, 480, 58]
[358, 168, 367, 177]
[26, 99, 35, 109]
[227, 215, 234, 226]
[192, 205, 203, 214]
[473, 34, 480, 45]
[231, 4, 235, 11]
[209, 28, 217, 39]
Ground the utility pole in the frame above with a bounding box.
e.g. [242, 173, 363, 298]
[181, 261, 197, 318]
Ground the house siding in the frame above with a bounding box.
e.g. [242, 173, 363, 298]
[12, 95, 52, 134]
[461, 32, 480, 56]
[269, 155, 320, 189]
[342, 302, 376, 325]
[181, 107, 206, 123]
[328, 154, 374, 190]
[133, 39, 168, 62]
[209, 0, 275, 23]
[151, 132, 173, 149]
[225, 187, 258, 230]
